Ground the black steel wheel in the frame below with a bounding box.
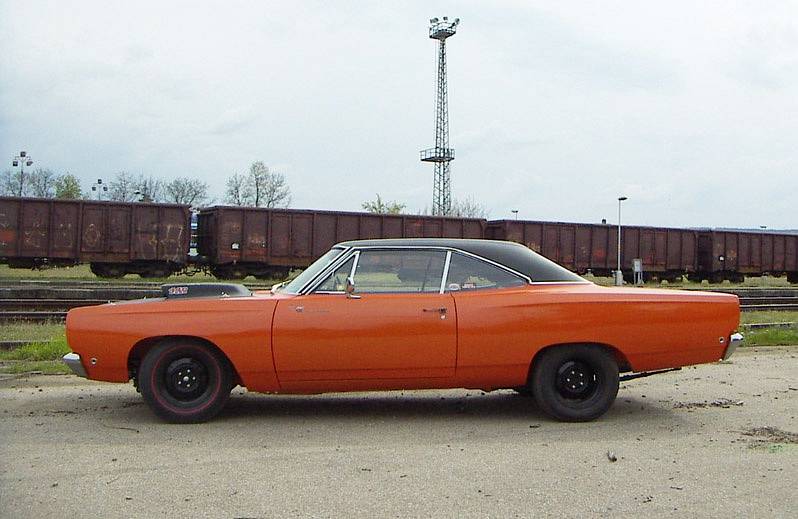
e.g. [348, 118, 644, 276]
[530, 345, 619, 422]
[138, 340, 233, 423]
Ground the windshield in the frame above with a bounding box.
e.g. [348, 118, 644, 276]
[281, 247, 346, 294]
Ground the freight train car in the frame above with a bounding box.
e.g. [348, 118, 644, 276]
[196, 206, 487, 279]
[0, 197, 191, 278]
[487, 219, 698, 282]
[695, 229, 798, 283]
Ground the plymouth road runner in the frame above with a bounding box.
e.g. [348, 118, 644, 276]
[64, 239, 742, 423]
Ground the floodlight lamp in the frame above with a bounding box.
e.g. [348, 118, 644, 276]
[92, 186, 97, 191]
[454, 18, 460, 24]
[12, 160, 18, 167]
[443, 16, 448, 21]
[20, 151, 26, 158]
[26, 160, 32, 166]
[431, 17, 438, 23]
[97, 179, 102, 184]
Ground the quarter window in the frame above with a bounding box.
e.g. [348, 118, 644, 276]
[445, 253, 526, 292]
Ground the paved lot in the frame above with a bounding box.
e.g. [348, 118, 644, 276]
[1, 347, 796, 518]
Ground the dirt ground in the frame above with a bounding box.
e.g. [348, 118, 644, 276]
[1, 347, 796, 518]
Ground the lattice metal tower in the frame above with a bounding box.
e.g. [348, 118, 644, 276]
[420, 16, 459, 216]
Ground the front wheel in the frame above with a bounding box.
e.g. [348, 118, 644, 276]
[138, 340, 233, 423]
[530, 345, 619, 422]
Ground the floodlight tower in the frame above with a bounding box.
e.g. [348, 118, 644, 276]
[420, 16, 459, 216]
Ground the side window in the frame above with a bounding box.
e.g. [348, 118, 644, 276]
[353, 249, 446, 293]
[314, 256, 355, 293]
[445, 253, 526, 292]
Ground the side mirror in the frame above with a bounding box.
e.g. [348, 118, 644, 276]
[345, 276, 361, 299]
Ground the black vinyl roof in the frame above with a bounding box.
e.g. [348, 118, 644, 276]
[336, 238, 585, 282]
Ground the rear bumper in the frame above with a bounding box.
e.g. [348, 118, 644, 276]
[63, 352, 87, 378]
[723, 333, 744, 361]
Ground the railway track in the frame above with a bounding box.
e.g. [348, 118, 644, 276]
[1, 283, 797, 323]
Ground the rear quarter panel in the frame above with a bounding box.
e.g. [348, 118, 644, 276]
[452, 284, 739, 389]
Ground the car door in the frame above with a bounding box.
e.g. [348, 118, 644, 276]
[272, 248, 456, 382]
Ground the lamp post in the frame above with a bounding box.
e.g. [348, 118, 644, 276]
[11, 151, 33, 197]
[511, 209, 519, 220]
[616, 196, 627, 286]
[91, 178, 108, 201]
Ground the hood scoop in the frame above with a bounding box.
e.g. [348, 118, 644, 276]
[161, 283, 252, 299]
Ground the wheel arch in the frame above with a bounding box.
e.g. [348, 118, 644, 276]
[128, 335, 242, 386]
[527, 342, 632, 383]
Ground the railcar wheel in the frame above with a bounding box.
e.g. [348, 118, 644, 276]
[788, 272, 798, 284]
[530, 345, 619, 422]
[90, 263, 126, 278]
[211, 266, 248, 280]
[138, 340, 233, 423]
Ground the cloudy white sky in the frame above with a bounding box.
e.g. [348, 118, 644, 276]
[1, 1, 796, 228]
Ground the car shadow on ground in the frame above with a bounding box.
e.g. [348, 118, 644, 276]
[213, 388, 679, 427]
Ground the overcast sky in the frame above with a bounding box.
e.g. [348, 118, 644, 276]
[1, 1, 796, 229]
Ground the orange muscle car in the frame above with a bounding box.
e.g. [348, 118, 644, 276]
[63, 238, 742, 423]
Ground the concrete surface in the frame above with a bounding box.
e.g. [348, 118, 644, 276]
[1, 347, 796, 518]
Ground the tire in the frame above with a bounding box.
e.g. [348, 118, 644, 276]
[512, 387, 533, 397]
[138, 340, 233, 423]
[530, 345, 619, 422]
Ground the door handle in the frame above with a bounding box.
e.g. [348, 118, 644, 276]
[422, 307, 447, 319]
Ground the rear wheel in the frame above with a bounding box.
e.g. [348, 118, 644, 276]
[530, 345, 619, 422]
[138, 340, 233, 423]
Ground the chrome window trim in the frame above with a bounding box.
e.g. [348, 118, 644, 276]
[298, 244, 551, 294]
[349, 250, 361, 279]
[297, 246, 355, 295]
[439, 250, 452, 294]
[301, 246, 450, 295]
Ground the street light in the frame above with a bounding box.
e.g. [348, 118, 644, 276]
[616, 196, 628, 286]
[511, 209, 519, 220]
[91, 178, 108, 201]
[11, 151, 33, 197]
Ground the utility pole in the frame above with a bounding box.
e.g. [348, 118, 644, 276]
[616, 196, 628, 286]
[420, 16, 459, 216]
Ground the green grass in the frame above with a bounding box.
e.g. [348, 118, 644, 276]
[0, 322, 64, 341]
[0, 360, 71, 374]
[0, 327, 72, 375]
[586, 273, 793, 288]
[740, 311, 798, 325]
[742, 327, 798, 347]
[0, 334, 71, 361]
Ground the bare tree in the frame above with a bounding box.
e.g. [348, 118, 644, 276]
[449, 196, 490, 218]
[224, 173, 250, 206]
[165, 177, 210, 207]
[53, 174, 83, 199]
[248, 161, 290, 208]
[108, 172, 138, 202]
[0, 169, 29, 196]
[362, 194, 405, 214]
[134, 175, 163, 203]
[28, 168, 57, 198]
[224, 162, 291, 207]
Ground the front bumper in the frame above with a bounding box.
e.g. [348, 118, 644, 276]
[63, 352, 88, 378]
[723, 333, 744, 361]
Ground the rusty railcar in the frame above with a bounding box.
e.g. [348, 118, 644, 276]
[196, 206, 487, 279]
[0, 197, 191, 277]
[696, 230, 798, 283]
[487, 220, 698, 281]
